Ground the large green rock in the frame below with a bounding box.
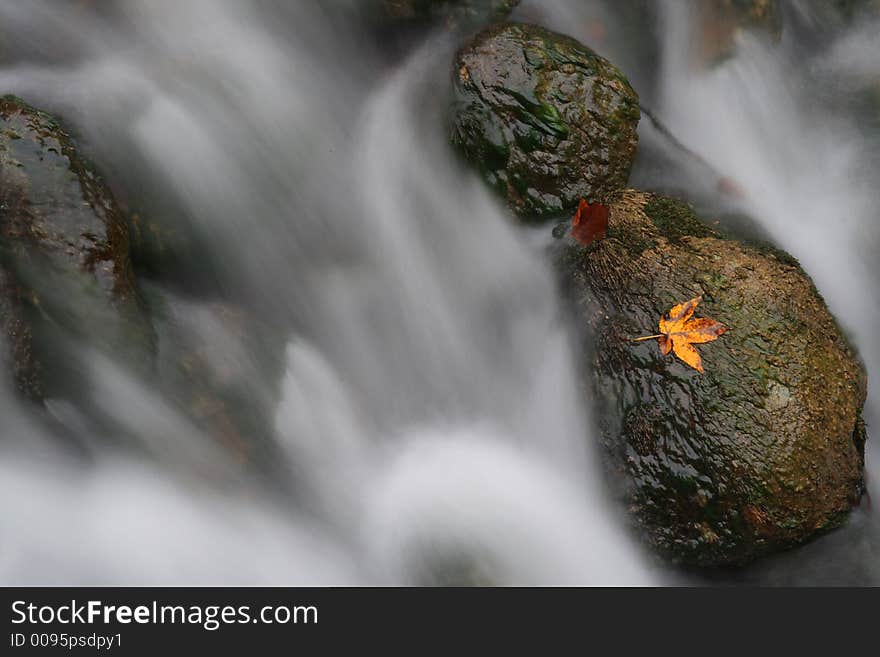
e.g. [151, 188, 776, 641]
[450, 22, 640, 220]
[555, 190, 868, 566]
[0, 95, 153, 400]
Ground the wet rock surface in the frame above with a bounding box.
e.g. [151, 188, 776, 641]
[148, 290, 286, 468]
[555, 190, 868, 566]
[0, 95, 152, 400]
[0, 266, 39, 398]
[450, 22, 640, 220]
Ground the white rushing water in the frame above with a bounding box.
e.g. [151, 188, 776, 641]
[0, 0, 876, 585]
[0, 0, 651, 585]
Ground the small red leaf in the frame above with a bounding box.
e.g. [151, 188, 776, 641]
[571, 198, 609, 246]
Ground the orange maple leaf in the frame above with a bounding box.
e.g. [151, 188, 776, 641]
[632, 296, 727, 373]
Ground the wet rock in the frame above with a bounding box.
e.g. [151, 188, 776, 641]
[148, 291, 285, 467]
[555, 190, 868, 566]
[378, 0, 520, 32]
[798, 0, 880, 29]
[0, 95, 153, 400]
[116, 195, 207, 289]
[0, 267, 40, 398]
[691, 0, 880, 65]
[450, 22, 640, 220]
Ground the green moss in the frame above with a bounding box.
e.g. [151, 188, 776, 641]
[643, 195, 718, 243]
[608, 225, 655, 259]
[746, 239, 801, 266]
[513, 127, 544, 153]
[507, 90, 569, 138]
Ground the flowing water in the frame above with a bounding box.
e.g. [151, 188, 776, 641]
[0, 0, 876, 585]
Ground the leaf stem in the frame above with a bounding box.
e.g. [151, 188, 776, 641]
[630, 334, 664, 342]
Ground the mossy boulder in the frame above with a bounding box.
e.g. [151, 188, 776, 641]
[450, 22, 640, 220]
[378, 0, 520, 32]
[555, 190, 868, 566]
[0, 95, 152, 400]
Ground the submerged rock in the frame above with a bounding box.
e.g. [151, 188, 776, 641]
[694, 0, 781, 66]
[797, 0, 880, 29]
[450, 22, 640, 220]
[691, 0, 880, 65]
[148, 291, 285, 468]
[555, 190, 867, 566]
[378, 0, 520, 32]
[0, 95, 152, 400]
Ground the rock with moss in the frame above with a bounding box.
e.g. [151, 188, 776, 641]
[555, 190, 868, 566]
[450, 22, 640, 220]
[378, 0, 519, 32]
[0, 94, 153, 400]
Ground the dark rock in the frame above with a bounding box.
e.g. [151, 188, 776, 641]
[796, 0, 880, 28]
[378, 0, 520, 32]
[0, 95, 153, 400]
[147, 291, 285, 467]
[555, 190, 868, 566]
[0, 267, 40, 398]
[450, 22, 640, 220]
